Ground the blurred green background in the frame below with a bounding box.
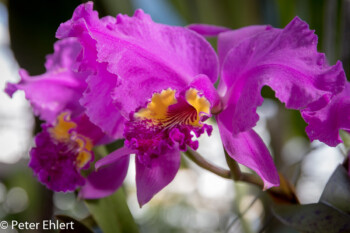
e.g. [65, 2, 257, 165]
[0, 0, 348, 232]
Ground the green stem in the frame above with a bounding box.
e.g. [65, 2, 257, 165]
[225, 151, 242, 180]
[240, 173, 264, 189]
[184, 148, 264, 189]
[184, 148, 231, 179]
[186, 148, 301, 204]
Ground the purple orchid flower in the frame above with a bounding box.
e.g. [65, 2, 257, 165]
[189, 18, 346, 188]
[29, 110, 129, 193]
[56, 2, 220, 206]
[56, 2, 347, 205]
[5, 37, 123, 192]
[6, 1, 348, 206]
[30, 113, 95, 191]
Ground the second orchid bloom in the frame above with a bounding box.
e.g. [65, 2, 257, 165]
[6, 2, 348, 206]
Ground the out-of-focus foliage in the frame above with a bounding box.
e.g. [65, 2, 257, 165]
[85, 189, 139, 233]
[319, 165, 350, 214]
[272, 165, 350, 232]
[273, 203, 350, 233]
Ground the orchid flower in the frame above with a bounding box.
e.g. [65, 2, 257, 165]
[55, 2, 220, 205]
[5, 37, 124, 192]
[189, 18, 347, 189]
[29, 113, 96, 191]
[57, 2, 347, 205]
[5, 2, 348, 207]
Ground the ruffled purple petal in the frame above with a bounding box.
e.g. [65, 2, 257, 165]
[218, 17, 346, 134]
[217, 118, 279, 189]
[56, 6, 125, 138]
[80, 64, 125, 138]
[57, 2, 218, 117]
[136, 148, 181, 207]
[5, 38, 87, 124]
[79, 155, 130, 199]
[187, 24, 230, 37]
[302, 83, 350, 146]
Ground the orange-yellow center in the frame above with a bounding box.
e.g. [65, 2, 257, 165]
[135, 88, 210, 128]
[49, 112, 93, 168]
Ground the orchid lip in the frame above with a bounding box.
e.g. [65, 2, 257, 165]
[29, 112, 95, 192]
[124, 88, 213, 159]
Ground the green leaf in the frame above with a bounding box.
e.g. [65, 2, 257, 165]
[272, 165, 350, 232]
[85, 188, 139, 233]
[320, 165, 350, 214]
[272, 203, 350, 233]
[56, 215, 93, 233]
[87, 142, 137, 233]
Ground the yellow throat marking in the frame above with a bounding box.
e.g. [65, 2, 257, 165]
[49, 112, 93, 168]
[135, 88, 211, 127]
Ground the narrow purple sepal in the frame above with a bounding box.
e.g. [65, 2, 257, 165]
[217, 118, 280, 189]
[95, 146, 135, 170]
[136, 148, 181, 207]
[79, 155, 130, 199]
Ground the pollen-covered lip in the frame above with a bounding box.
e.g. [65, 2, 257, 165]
[49, 112, 94, 169]
[134, 88, 211, 128]
[49, 112, 76, 140]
